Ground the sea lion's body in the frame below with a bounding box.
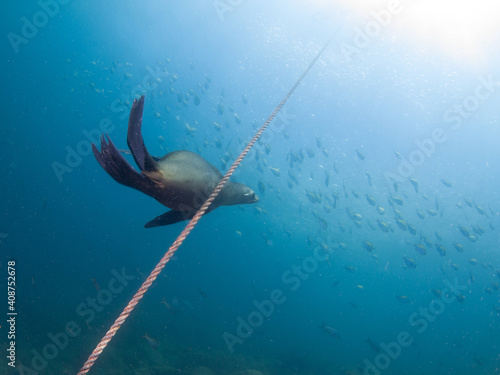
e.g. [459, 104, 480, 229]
[92, 96, 258, 227]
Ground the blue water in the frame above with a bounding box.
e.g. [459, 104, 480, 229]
[2, 1, 500, 374]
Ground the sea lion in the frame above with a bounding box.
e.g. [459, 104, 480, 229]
[92, 95, 258, 228]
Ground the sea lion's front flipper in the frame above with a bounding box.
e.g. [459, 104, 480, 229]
[92, 134, 154, 194]
[144, 210, 197, 228]
[127, 95, 157, 172]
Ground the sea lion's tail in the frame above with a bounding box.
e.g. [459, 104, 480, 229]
[126, 96, 157, 172]
[92, 134, 154, 194]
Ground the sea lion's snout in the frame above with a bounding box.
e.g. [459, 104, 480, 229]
[246, 191, 259, 203]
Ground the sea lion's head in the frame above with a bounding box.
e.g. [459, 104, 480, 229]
[240, 185, 259, 204]
[220, 182, 259, 206]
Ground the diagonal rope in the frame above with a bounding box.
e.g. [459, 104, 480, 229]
[77, 37, 332, 375]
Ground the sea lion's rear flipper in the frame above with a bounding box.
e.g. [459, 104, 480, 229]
[127, 95, 157, 172]
[92, 134, 154, 193]
[144, 210, 197, 228]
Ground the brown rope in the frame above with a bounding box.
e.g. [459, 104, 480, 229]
[77, 37, 331, 375]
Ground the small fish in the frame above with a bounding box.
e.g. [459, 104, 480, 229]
[459, 226, 470, 238]
[344, 265, 356, 273]
[432, 289, 442, 298]
[468, 235, 478, 242]
[472, 225, 484, 235]
[441, 179, 453, 187]
[366, 172, 372, 186]
[395, 218, 407, 231]
[184, 123, 197, 135]
[464, 198, 474, 208]
[91, 278, 100, 291]
[258, 181, 265, 195]
[366, 194, 376, 206]
[403, 257, 416, 269]
[362, 241, 374, 252]
[198, 289, 208, 299]
[366, 337, 381, 353]
[264, 144, 271, 155]
[270, 167, 281, 177]
[396, 295, 409, 304]
[409, 178, 419, 193]
[413, 244, 427, 255]
[316, 136, 322, 148]
[436, 244, 446, 257]
[377, 219, 389, 232]
[356, 149, 365, 160]
[407, 224, 417, 235]
[392, 195, 404, 206]
[422, 236, 433, 248]
[142, 332, 159, 350]
[217, 102, 224, 115]
[320, 323, 340, 338]
[160, 297, 178, 314]
[213, 122, 222, 131]
[475, 205, 486, 216]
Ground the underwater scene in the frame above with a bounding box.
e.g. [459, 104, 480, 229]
[2, 1, 500, 374]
